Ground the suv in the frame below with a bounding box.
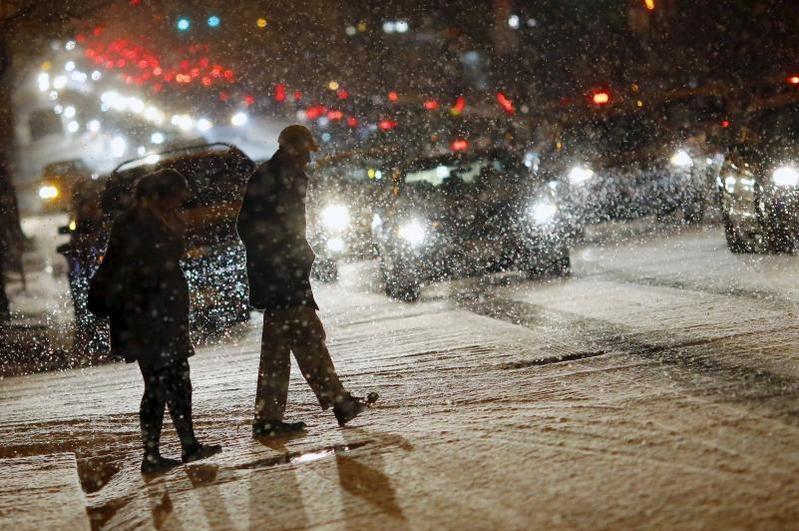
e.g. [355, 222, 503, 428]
[373, 149, 573, 301]
[717, 99, 799, 253]
[59, 143, 255, 333]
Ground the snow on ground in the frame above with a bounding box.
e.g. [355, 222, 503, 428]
[1, 223, 799, 529]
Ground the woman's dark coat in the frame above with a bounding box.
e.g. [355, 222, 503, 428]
[236, 149, 317, 313]
[102, 207, 193, 368]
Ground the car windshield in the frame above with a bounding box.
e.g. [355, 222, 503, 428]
[560, 113, 663, 158]
[404, 157, 510, 193]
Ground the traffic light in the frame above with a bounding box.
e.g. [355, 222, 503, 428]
[207, 16, 220, 28]
[176, 17, 190, 31]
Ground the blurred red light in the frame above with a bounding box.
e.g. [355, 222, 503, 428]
[424, 100, 439, 110]
[388, 91, 399, 102]
[337, 89, 349, 100]
[379, 119, 397, 131]
[592, 91, 611, 105]
[293, 90, 303, 101]
[451, 96, 466, 114]
[347, 117, 358, 127]
[450, 138, 469, 152]
[721, 120, 730, 128]
[327, 110, 344, 120]
[244, 95, 256, 106]
[275, 84, 286, 102]
[201, 76, 212, 87]
[496, 92, 515, 115]
[788, 76, 799, 85]
[306, 105, 326, 120]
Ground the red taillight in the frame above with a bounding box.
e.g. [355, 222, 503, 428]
[451, 96, 466, 115]
[424, 99, 439, 110]
[274, 84, 286, 102]
[305, 105, 326, 120]
[388, 91, 399, 102]
[592, 91, 611, 105]
[379, 119, 397, 131]
[450, 138, 469, 152]
[496, 92, 515, 115]
[788, 75, 799, 85]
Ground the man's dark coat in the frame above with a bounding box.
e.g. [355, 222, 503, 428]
[236, 149, 317, 313]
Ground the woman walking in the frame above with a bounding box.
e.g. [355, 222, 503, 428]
[96, 168, 221, 474]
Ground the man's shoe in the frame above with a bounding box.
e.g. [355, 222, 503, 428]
[182, 443, 222, 464]
[141, 454, 182, 475]
[333, 392, 379, 427]
[252, 420, 307, 438]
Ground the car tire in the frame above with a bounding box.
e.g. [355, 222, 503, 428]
[551, 250, 571, 276]
[311, 259, 339, 283]
[523, 248, 570, 279]
[682, 197, 705, 224]
[380, 256, 421, 302]
[724, 218, 752, 254]
[753, 184, 790, 253]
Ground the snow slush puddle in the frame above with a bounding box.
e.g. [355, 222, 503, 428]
[236, 440, 372, 471]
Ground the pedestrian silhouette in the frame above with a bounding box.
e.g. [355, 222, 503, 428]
[92, 168, 221, 474]
[237, 125, 378, 437]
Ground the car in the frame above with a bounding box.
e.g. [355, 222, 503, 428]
[716, 98, 799, 253]
[306, 148, 397, 281]
[541, 108, 711, 231]
[37, 159, 95, 213]
[58, 143, 255, 332]
[373, 149, 573, 301]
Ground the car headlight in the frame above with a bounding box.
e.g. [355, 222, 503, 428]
[568, 165, 594, 186]
[670, 149, 693, 168]
[39, 185, 60, 200]
[723, 176, 737, 194]
[320, 204, 350, 231]
[772, 166, 799, 187]
[529, 200, 558, 225]
[326, 237, 345, 253]
[398, 220, 426, 246]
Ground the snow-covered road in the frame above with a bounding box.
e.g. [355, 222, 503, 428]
[2, 224, 798, 530]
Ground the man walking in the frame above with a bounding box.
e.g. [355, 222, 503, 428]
[237, 125, 376, 437]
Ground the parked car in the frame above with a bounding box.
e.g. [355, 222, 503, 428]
[373, 149, 574, 301]
[58, 143, 255, 331]
[716, 98, 799, 253]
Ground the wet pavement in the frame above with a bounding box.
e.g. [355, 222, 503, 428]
[2, 223, 798, 529]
